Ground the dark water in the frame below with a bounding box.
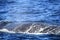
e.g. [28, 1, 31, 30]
[0, 32, 60, 40]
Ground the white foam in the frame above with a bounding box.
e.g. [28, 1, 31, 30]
[0, 28, 49, 35]
[18, 32, 49, 35]
[0, 29, 16, 33]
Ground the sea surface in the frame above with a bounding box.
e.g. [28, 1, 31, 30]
[0, 0, 60, 40]
[0, 0, 60, 25]
[0, 32, 60, 40]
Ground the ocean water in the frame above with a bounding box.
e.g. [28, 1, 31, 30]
[0, 0, 60, 25]
[0, 0, 60, 40]
[0, 32, 60, 40]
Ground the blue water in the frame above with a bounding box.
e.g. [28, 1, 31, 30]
[0, 0, 60, 25]
[0, 32, 60, 40]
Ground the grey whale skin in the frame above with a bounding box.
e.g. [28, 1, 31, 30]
[0, 0, 60, 40]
